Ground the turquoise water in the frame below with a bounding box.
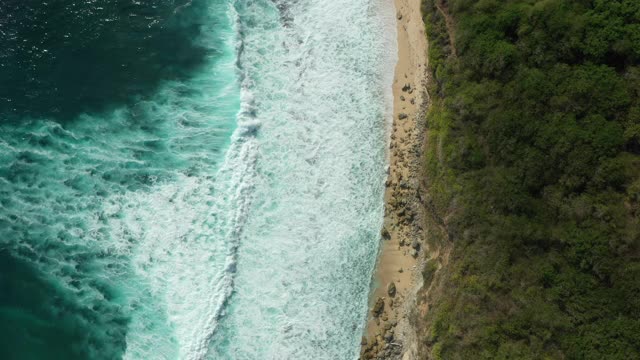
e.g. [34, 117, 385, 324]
[0, 0, 396, 359]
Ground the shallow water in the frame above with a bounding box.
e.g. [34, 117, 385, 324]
[0, 0, 396, 359]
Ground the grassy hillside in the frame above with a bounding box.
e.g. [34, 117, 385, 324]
[418, 0, 640, 359]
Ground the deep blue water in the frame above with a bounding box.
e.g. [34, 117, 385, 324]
[0, 0, 214, 120]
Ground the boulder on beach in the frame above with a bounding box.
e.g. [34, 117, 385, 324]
[381, 226, 391, 240]
[372, 297, 385, 317]
[384, 330, 394, 341]
[387, 281, 396, 297]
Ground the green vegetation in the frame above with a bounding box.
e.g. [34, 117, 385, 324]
[419, 0, 640, 358]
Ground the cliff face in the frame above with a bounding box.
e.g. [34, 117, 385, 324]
[414, 0, 640, 359]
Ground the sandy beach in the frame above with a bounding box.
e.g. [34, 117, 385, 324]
[361, 0, 428, 358]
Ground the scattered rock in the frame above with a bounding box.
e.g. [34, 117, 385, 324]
[402, 83, 412, 92]
[411, 239, 419, 250]
[400, 95, 405, 101]
[410, 249, 418, 258]
[398, 267, 403, 273]
[362, 336, 368, 346]
[398, 113, 408, 120]
[396, 12, 403, 20]
[387, 281, 397, 297]
[410, 98, 415, 105]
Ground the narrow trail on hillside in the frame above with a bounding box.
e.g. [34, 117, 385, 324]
[436, 0, 456, 57]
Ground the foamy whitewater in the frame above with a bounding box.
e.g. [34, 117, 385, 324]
[0, 0, 397, 358]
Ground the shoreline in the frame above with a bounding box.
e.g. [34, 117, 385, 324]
[361, 0, 428, 358]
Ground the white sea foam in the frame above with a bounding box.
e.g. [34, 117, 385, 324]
[206, 0, 398, 358]
[113, 3, 251, 359]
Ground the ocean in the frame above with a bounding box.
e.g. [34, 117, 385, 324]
[0, 0, 396, 359]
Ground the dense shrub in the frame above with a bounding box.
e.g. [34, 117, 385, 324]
[420, 0, 640, 358]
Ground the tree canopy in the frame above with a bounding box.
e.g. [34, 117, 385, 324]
[419, 0, 640, 358]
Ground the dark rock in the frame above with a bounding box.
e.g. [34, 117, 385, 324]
[384, 330, 394, 341]
[372, 297, 385, 317]
[387, 281, 397, 297]
[402, 83, 412, 92]
[398, 113, 408, 120]
[381, 227, 391, 240]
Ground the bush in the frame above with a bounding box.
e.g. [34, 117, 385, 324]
[419, 0, 640, 358]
